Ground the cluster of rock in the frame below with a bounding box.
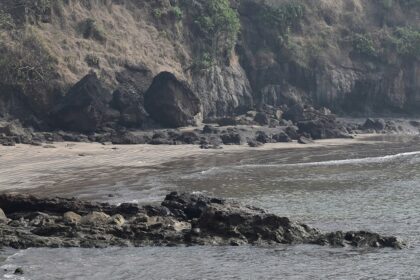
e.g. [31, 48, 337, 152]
[1, 71, 418, 148]
[0, 192, 405, 249]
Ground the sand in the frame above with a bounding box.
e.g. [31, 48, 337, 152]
[0, 135, 376, 199]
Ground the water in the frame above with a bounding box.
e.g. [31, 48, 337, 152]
[1, 135, 420, 279]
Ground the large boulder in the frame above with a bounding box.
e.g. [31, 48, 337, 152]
[111, 65, 154, 128]
[54, 73, 119, 133]
[144, 72, 202, 128]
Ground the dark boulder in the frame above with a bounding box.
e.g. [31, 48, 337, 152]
[297, 117, 350, 140]
[254, 112, 269, 126]
[220, 131, 244, 145]
[362, 118, 386, 131]
[255, 131, 270, 143]
[111, 64, 154, 128]
[54, 73, 119, 133]
[144, 72, 201, 128]
[248, 139, 264, 147]
[216, 117, 237, 127]
[272, 131, 292, 143]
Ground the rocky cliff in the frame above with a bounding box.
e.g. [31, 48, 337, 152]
[0, 0, 419, 131]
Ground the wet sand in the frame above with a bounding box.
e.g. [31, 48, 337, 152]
[0, 136, 375, 199]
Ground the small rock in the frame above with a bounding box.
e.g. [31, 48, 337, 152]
[81, 212, 110, 225]
[14, 268, 24, 275]
[298, 136, 314, 144]
[110, 214, 125, 226]
[43, 145, 56, 149]
[63, 211, 82, 224]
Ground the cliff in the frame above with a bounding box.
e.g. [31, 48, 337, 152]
[0, 0, 419, 130]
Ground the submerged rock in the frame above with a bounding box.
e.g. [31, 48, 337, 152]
[0, 192, 405, 250]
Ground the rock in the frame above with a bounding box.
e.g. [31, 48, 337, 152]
[220, 132, 244, 145]
[298, 136, 314, 144]
[0, 208, 7, 222]
[297, 117, 350, 140]
[63, 211, 81, 224]
[272, 131, 292, 143]
[110, 214, 125, 226]
[362, 118, 387, 131]
[81, 212, 111, 225]
[255, 131, 270, 143]
[283, 104, 304, 122]
[54, 73, 119, 133]
[285, 126, 299, 140]
[110, 64, 154, 128]
[0, 192, 405, 249]
[216, 117, 237, 127]
[14, 268, 24, 275]
[202, 125, 219, 134]
[247, 139, 264, 147]
[144, 72, 202, 128]
[254, 112, 269, 126]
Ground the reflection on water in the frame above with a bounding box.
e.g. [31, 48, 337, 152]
[1, 135, 420, 279]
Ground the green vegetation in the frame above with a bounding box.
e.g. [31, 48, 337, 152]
[179, 0, 240, 70]
[254, 2, 305, 48]
[391, 27, 420, 57]
[352, 33, 377, 57]
[192, 52, 214, 71]
[170, 6, 183, 20]
[78, 18, 106, 43]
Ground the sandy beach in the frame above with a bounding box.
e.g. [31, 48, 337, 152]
[0, 135, 376, 197]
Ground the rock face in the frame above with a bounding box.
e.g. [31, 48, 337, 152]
[144, 72, 202, 128]
[53, 73, 119, 133]
[110, 65, 154, 128]
[0, 192, 405, 249]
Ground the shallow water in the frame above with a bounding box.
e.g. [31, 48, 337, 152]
[1, 135, 420, 279]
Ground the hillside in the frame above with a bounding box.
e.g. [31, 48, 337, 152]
[0, 0, 419, 131]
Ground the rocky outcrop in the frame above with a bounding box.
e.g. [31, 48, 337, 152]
[0, 192, 405, 249]
[144, 72, 202, 128]
[53, 73, 119, 133]
[110, 65, 154, 128]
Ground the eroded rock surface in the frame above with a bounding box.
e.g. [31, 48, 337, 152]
[0, 192, 405, 249]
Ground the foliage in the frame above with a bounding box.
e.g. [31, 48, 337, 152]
[254, 2, 305, 48]
[85, 53, 100, 68]
[187, 0, 241, 67]
[78, 18, 106, 43]
[170, 6, 183, 20]
[352, 33, 377, 57]
[391, 27, 420, 57]
[257, 2, 304, 32]
[192, 52, 214, 71]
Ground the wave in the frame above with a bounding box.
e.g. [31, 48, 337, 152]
[238, 151, 420, 168]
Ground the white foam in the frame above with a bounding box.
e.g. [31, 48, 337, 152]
[235, 151, 420, 169]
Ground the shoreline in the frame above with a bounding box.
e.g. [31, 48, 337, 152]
[0, 134, 380, 196]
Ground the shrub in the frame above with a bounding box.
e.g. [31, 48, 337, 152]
[352, 33, 377, 57]
[85, 54, 100, 68]
[78, 18, 106, 43]
[391, 27, 420, 57]
[170, 6, 183, 20]
[190, 0, 241, 62]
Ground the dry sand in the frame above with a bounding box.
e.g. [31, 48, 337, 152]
[0, 136, 375, 200]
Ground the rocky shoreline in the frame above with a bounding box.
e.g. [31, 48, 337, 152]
[0, 192, 405, 250]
